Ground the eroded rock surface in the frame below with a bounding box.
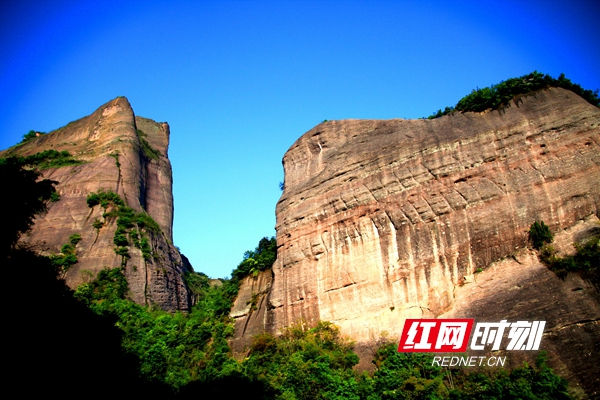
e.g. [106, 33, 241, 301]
[270, 87, 599, 341]
[2, 97, 190, 311]
[441, 216, 600, 398]
[230, 269, 273, 354]
[232, 88, 599, 393]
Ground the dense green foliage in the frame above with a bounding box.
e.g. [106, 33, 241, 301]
[86, 189, 161, 263]
[427, 71, 599, 118]
[240, 322, 361, 399]
[239, 327, 570, 399]
[184, 270, 210, 295]
[232, 236, 277, 281]
[75, 267, 239, 390]
[72, 247, 572, 399]
[86, 188, 124, 208]
[350, 344, 570, 400]
[367, 344, 447, 399]
[446, 351, 571, 400]
[528, 220, 554, 250]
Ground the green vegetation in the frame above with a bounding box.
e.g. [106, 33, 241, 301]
[441, 351, 570, 399]
[86, 188, 124, 208]
[20, 129, 46, 143]
[137, 129, 162, 160]
[69, 233, 82, 245]
[0, 149, 82, 169]
[50, 191, 61, 202]
[110, 150, 121, 168]
[183, 270, 210, 296]
[232, 236, 277, 281]
[92, 218, 104, 230]
[86, 189, 162, 263]
[427, 71, 600, 118]
[67, 236, 275, 390]
[528, 220, 554, 250]
[75, 266, 239, 390]
[135, 211, 161, 232]
[50, 233, 82, 274]
[530, 221, 599, 287]
[66, 235, 573, 398]
[240, 322, 360, 399]
[540, 237, 599, 287]
[3, 157, 153, 396]
[0, 142, 578, 397]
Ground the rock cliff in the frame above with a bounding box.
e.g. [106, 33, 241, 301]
[1, 97, 191, 311]
[439, 214, 599, 396]
[269, 86, 599, 339]
[232, 87, 599, 393]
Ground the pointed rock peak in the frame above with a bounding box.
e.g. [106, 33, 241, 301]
[102, 95, 132, 110]
[1, 96, 189, 312]
[92, 96, 135, 121]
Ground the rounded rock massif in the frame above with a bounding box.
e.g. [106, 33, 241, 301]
[232, 87, 600, 394]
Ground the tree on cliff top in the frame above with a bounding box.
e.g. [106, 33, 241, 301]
[231, 236, 277, 281]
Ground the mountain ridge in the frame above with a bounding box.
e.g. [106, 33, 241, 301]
[0, 97, 191, 311]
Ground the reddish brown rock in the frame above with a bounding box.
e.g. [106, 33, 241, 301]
[232, 87, 599, 394]
[441, 216, 600, 398]
[230, 269, 273, 354]
[269, 87, 599, 341]
[1, 97, 190, 311]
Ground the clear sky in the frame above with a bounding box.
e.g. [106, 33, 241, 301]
[1, 0, 598, 278]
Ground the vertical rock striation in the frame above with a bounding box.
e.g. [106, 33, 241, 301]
[1, 97, 190, 311]
[231, 86, 600, 393]
[230, 269, 274, 353]
[263, 87, 599, 344]
[226, 88, 600, 390]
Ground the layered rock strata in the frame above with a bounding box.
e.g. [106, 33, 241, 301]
[232, 88, 599, 383]
[269, 87, 599, 340]
[441, 216, 599, 397]
[1, 97, 190, 311]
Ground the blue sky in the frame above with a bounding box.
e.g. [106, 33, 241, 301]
[1, 0, 598, 278]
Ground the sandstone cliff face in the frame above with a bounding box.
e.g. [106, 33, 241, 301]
[231, 88, 599, 392]
[230, 269, 273, 353]
[441, 216, 599, 397]
[1, 97, 190, 311]
[269, 87, 599, 340]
